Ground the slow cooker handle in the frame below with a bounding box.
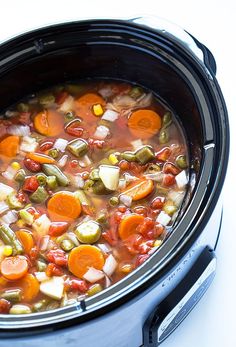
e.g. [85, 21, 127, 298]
[142, 247, 216, 346]
[129, 16, 217, 75]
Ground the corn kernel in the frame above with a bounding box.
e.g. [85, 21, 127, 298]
[3, 245, 13, 256]
[11, 161, 21, 170]
[108, 153, 119, 165]
[92, 104, 104, 117]
[16, 219, 25, 228]
[154, 239, 163, 248]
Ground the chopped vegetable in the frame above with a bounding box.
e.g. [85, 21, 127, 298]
[135, 146, 155, 164]
[0, 256, 28, 280]
[0, 224, 23, 255]
[6, 192, 24, 209]
[19, 210, 34, 225]
[0, 289, 22, 303]
[36, 173, 47, 186]
[30, 186, 49, 204]
[94, 125, 110, 140]
[17, 273, 39, 301]
[92, 104, 104, 117]
[176, 155, 188, 169]
[109, 196, 119, 206]
[118, 214, 145, 240]
[159, 129, 169, 144]
[75, 221, 101, 244]
[46, 175, 58, 190]
[108, 153, 119, 165]
[83, 267, 105, 283]
[119, 194, 132, 207]
[32, 214, 51, 237]
[7, 125, 30, 137]
[54, 138, 69, 152]
[101, 109, 119, 122]
[20, 136, 38, 153]
[0, 210, 18, 225]
[128, 110, 161, 139]
[40, 276, 64, 300]
[175, 170, 188, 188]
[122, 179, 154, 201]
[103, 254, 117, 276]
[156, 211, 171, 226]
[60, 239, 74, 252]
[47, 191, 81, 222]
[3, 245, 13, 256]
[2, 165, 18, 180]
[26, 152, 55, 164]
[9, 304, 32, 314]
[34, 110, 63, 136]
[15, 230, 34, 254]
[121, 151, 137, 162]
[67, 139, 88, 158]
[0, 183, 14, 201]
[99, 165, 120, 191]
[0, 136, 20, 157]
[14, 169, 26, 183]
[42, 164, 70, 186]
[49, 222, 69, 237]
[0, 201, 9, 215]
[59, 95, 74, 113]
[87, 283, 103, 297]
[68, 245, 104, 278]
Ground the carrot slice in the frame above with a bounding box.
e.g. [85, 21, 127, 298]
[128, 109, 161, 139]
[16, 273, 39, 302]
[47, 191, 81, 222]
[0, 135, 20, 157]
[33, 110, 63, 136]
[68, 245, 104, 278]
[26, 152, 55, 164]
[75, 93, 105, 121]
[0, 256, 28, 280]
[122, 179, 154, 201]
[118, 214, 145, 240]
[15, 230, 34, 255]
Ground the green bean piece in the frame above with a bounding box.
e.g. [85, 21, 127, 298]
[19, 209, 34, 225]
[159, 129, 169, 144]
[14, 169, 26, 183]
[38, 94, 55, 106]
[48, 148, 59, 159]
[121, 151, 137, 162]
[1, 289, 22, 303]
[92, 180, 110, 195]
[9, 304, 32, 314]
[32, 299, 49, 312]
[96, 212, 107, 224]
[83, 179, 95, 191]
[75, 220, 101, 244]
[87, 284, 103, 297]
[36, 173, 47, 186]
[74, 190, 90, 206]
[37, 259, 47, 272]
[135, 146, 155, 164]
[17, 103, 29, 112]
[89, 169, 100, 181]
[6, 193, 24, 209]
[176, 155, 188, 169]
[109, 196, 119, 206]
[162, 111, 172, 129]
[42, 164, 70, 186]
[46, 175, 58, 190]
[30, 186, 49, 204]
[0, 224, 23, 255]
[60, 239, 74, 252]
[65, 111, 75, 121]
[129, 86, 143, 99]
[67, 139, 88, 158]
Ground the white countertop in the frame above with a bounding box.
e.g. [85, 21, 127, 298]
[0, 1, 235, 346]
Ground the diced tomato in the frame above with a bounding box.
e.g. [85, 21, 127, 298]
[135, 254, 150, 266]
[66, 278, 88, 293]
[136, 217, 155, 238]
[154, 223, 165, 237]
[46, 249, 68, 267]
[81, 204, 94, 216]
[49, 222, 69, 237]
[29, 246, 39, 262]
[0, 298, 11, 314]
[151, 196, 165, 210]
[22, 176, 39, 192]
[156, 147, 171, 162]
[138, 240, 154, 254]
[46, 263, 64, 277]
[124, 234, 144, 254]
[55, 91, 68, 105]
[133, 206, 148, 216]
[163, 174, 176, 187]
[118, 206, 128, 213]
[163, 162, 180, 175]
[26, 206, 41, 219]
[102, 227, 118, 246]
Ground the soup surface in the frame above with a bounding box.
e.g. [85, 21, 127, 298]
[0, 81, 188, 314]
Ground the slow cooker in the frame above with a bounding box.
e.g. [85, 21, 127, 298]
[0, 16, 229, 347]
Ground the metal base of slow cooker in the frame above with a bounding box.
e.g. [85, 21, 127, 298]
[0, 198, 222, 347]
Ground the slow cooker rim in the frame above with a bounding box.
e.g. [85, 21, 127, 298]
[0, 18, 229, 329]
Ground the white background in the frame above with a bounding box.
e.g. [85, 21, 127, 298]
[0, 1, 235, 346]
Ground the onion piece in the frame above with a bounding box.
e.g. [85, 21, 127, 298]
[105, 275, 111, 288]
[0, 183, 15, 201]
[118, 179, 126, 190]
[144, 172, 163, 182]
[59, 95, 74, 113]
[102, 109, 119, 122]
[124, 173, 138, 182]
[94, 125, 110, 140]
[131, 139, 143, 150]
[2, 166, 18, 181]
[73, 174, 85, 188]
[35, 272, 50, 282]
[167, 190, 185, 207]
[67, 232, 80, 246]
[39, 235, 50, 251]
[58, 155, 68, 168]
[83, 267, 105, 283]
[175, 170, 188, 189]
[119, 194, 132, 207]
[99, 165, 120, 190]
[0, 210, 18, 224]
[32, 214, 51, 236]
[156, 211, 171, 226]
[7, 125, 30, 137]
[0, 201, 9, 215]
[54, 138, 69, 152]
[78, 155, 92, 168]
[97, 243, 111, 254]
[20, 136, 38, 153]
[103, 254, 117, 277]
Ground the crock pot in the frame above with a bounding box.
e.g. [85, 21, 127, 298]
[0, 16, 229, 347]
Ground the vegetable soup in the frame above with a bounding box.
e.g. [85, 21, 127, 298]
[0, 81, 189, 314]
